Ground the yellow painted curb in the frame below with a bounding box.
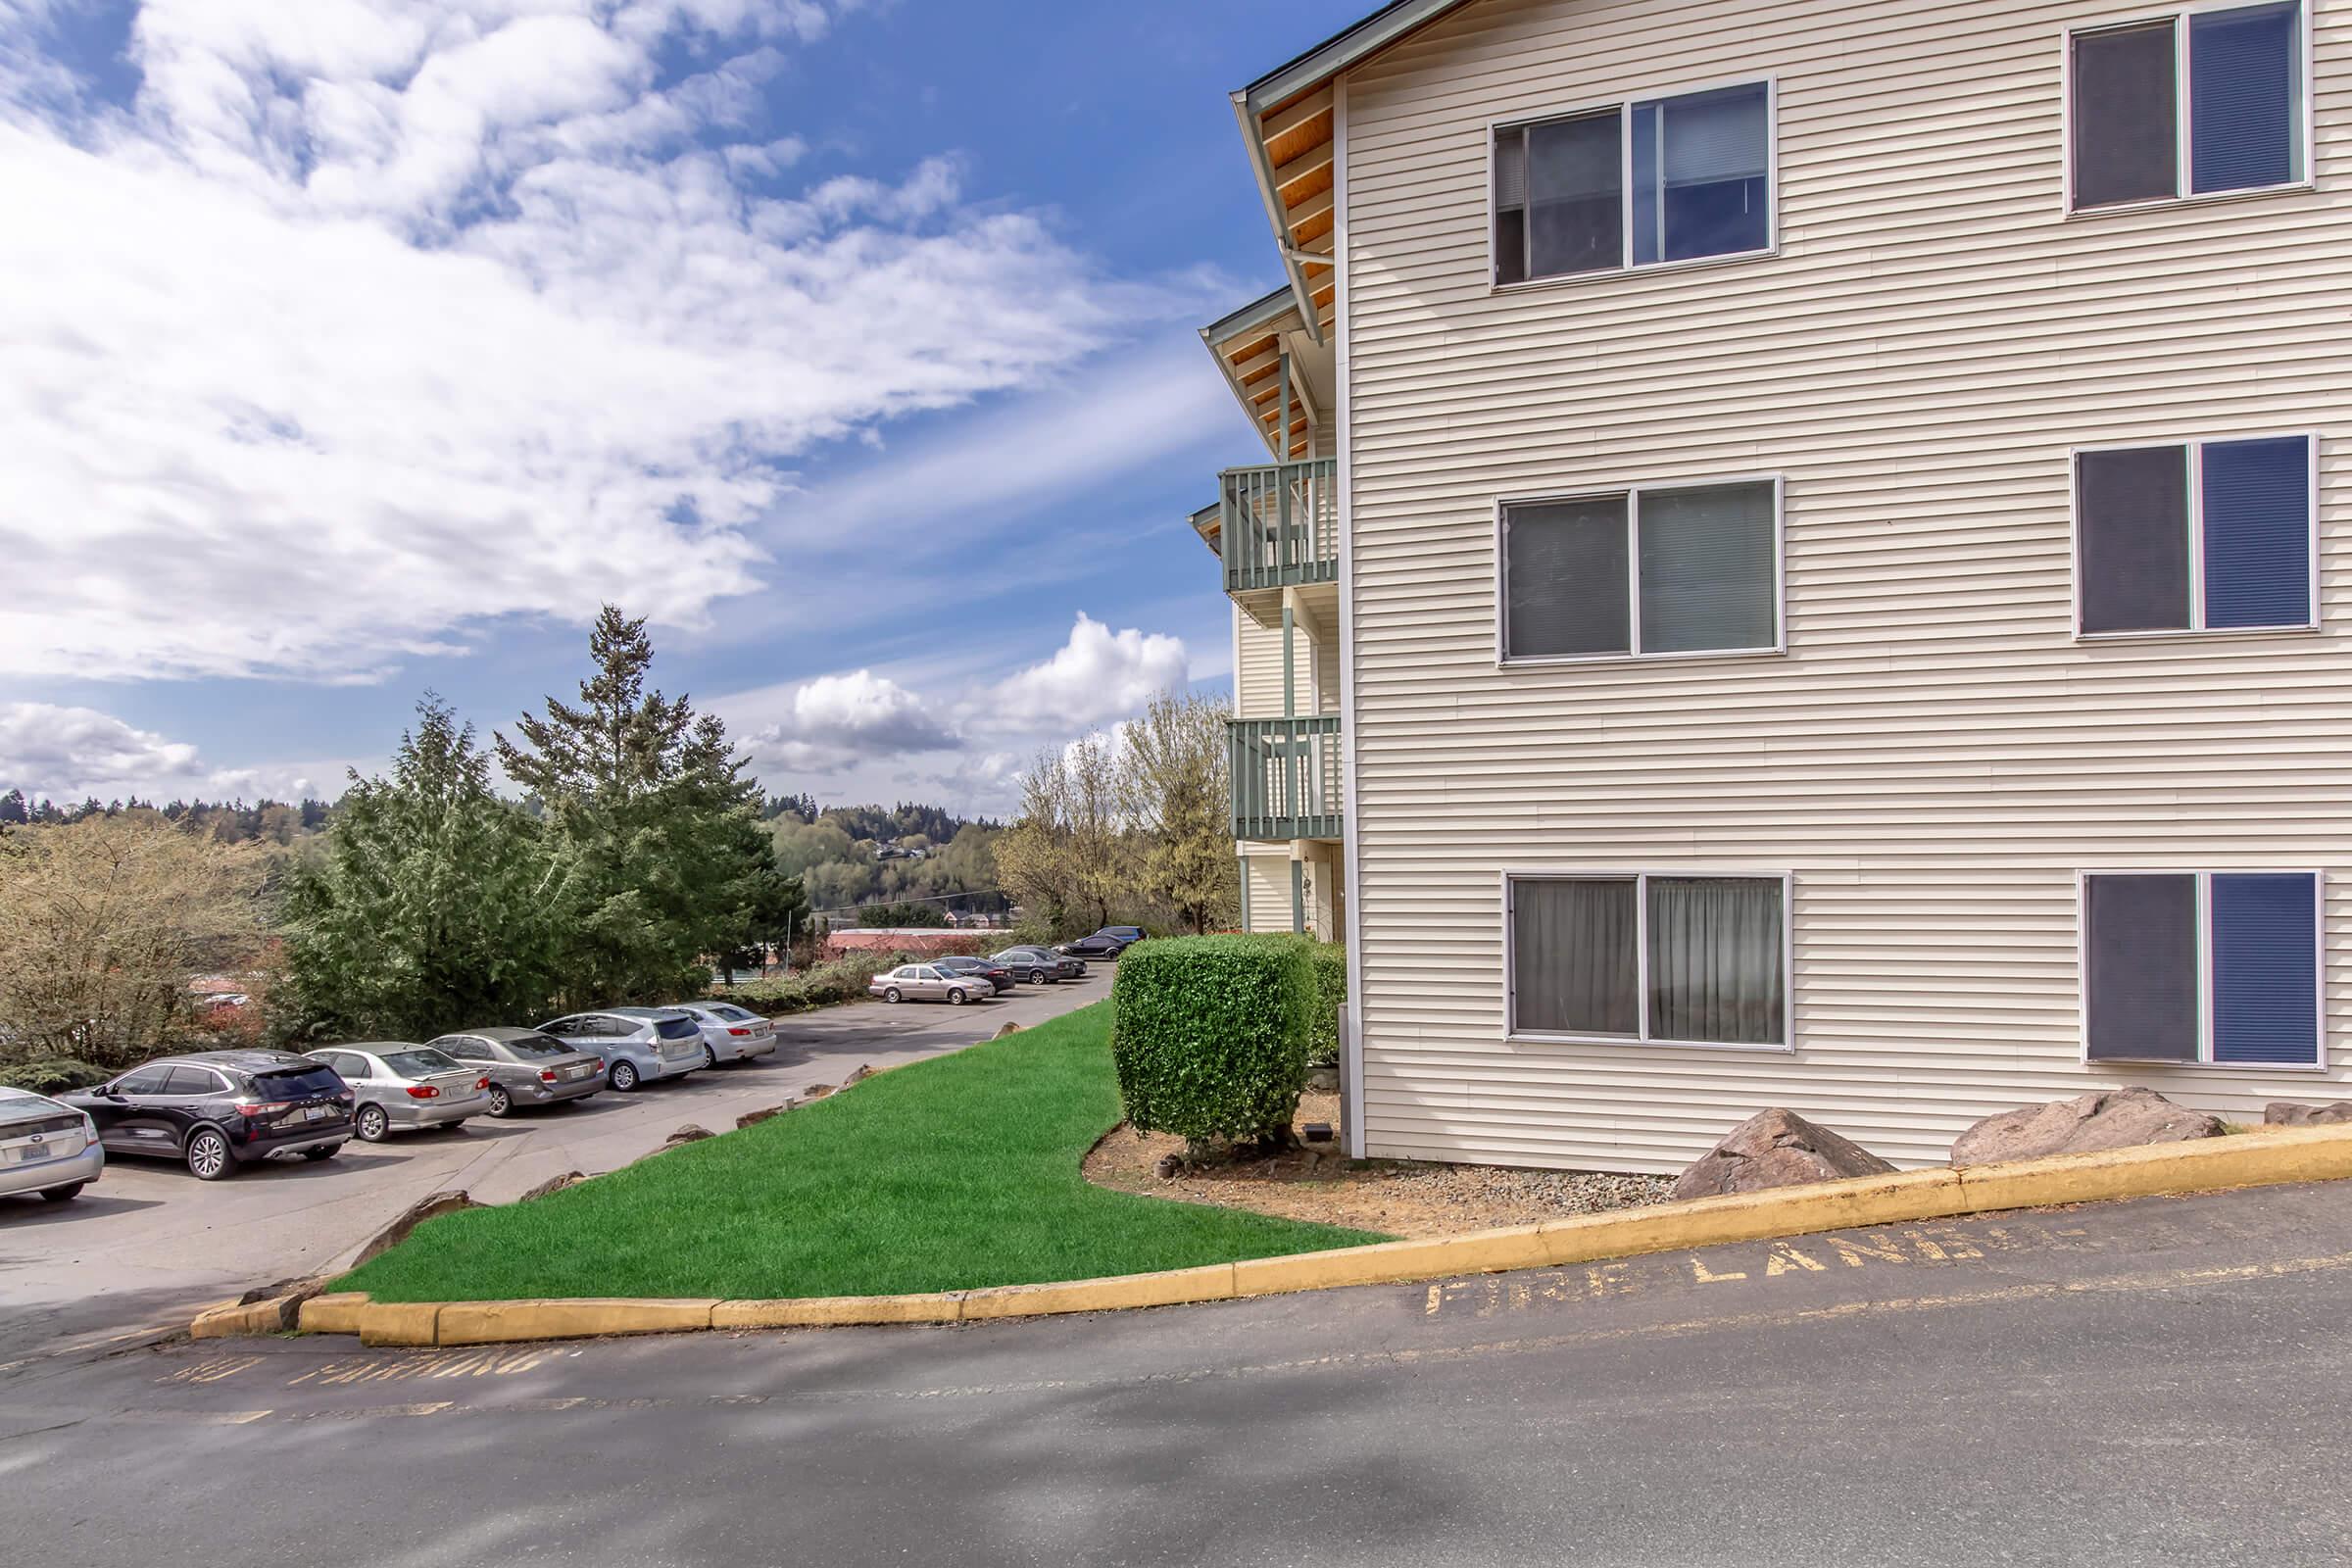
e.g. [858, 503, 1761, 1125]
[298, 1293, 369, 1336]
[246, 1123, 2352, 1348]
[436, 1298, 718, 1347]
[190, 1299, 275, 1340]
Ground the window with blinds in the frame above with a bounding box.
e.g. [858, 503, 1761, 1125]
[2075, 435, 2314, 636]
[1509, 874, 1788, 1048]
[1502, 479, 1780, 662]
[1494, 81, 1771, 284]
[2070, 3, 2304, 211]
[2083, 872, 2321, 1066]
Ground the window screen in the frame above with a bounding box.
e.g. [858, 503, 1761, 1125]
[1511, 878, 1640, 1037]
[1638, 482, 1779, 654]
[1504, 496, 1631, 659]
[2210, 873, 2319, 1064]
[2084, 874, 2200, 1062]
[1646, 877, 1785, 1045]
[2190, 3, 2301, 195]
[2078, 446, 2190, 633]
[2072, 23, 2179, 209]
[2201, 435, 2311, 628]
[1498, 81, 1768, 282]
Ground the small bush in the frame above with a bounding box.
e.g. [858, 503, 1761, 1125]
[710, 951, 897, 1013]
[1306, 943, 1346, 1068]
[1111, 934, 1312, 1150]
[0, 1058, 113, 1095]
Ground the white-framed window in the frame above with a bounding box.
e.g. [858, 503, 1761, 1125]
[2067, 2, 2309, 213]
[1498, 477, 1783, 663]
[2081, 871, 2323, 1066]
[1506, 872, 1791, 1050]
[1493, 79, 1774, 285]
[2073, 434, 2316, 636]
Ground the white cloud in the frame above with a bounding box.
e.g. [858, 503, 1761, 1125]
[988, 613, 1188, 730]
[0, 702, 354, 802]
[0, 1, 1169, 683]
[740, 667, 959, 775]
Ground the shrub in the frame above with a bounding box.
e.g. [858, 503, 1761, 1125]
[0, 1058, 112, 1095]
[1111, 934, 1312, 1150]
[1306, 943, 1346, 1068]
[709, 951, 897, 1013]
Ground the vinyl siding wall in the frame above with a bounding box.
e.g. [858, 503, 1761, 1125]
[1340, 0, 2352, 1171]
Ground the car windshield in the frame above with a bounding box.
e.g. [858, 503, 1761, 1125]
[379, 1049, 464, 1078]
[248, 1065, 345, 1099]
[504, 1036, 573, 1060]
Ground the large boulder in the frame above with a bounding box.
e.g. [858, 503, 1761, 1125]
[1950, 1088, 2224, 1165]
[1668, 1108, 1896, 1200]
[2265, 1101, 2352, 1128]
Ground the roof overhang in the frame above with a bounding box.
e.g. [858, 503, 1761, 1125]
[1199, 284, 1319, 461]
[1231, 0, 1477, 333]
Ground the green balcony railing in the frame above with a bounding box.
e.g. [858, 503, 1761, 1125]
[1231, 714, 1343, 841]
[1219, 458, 1338, 595]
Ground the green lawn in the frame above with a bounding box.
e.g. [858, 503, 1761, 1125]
[337, 1002, 1388, 1303]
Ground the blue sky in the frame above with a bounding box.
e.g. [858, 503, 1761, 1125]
[0, 0, 1366, 812]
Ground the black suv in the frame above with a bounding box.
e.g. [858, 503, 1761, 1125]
[1057, 927, 1143, 960]
[65, 1051, 355, 1181]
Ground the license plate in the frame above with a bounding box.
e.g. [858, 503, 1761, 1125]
[564, 1064, 592, 1080]
[303, 1105, 328, 1121]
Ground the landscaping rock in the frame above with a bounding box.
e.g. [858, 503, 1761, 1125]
[736, 1102, 794, 1130]
[992, 1022, 1020, 1039]
[2265, 1100, 2352, 1128]
[1304, 1066, 1341, 1092]
[1951, 1087, 2225, 1165]
[665, 1123, 714, 1147]
[801, 1084, 836, 1101]
[516, 1170, 585, 1202]
[1668, 1108, 1895, 1200]
[350, 1189, 478, 1267]
[840, 1063, 874, 1088]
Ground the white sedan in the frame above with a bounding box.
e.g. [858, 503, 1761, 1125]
[868, 963, 991, 1005]
[667, 1002, 781, 1067]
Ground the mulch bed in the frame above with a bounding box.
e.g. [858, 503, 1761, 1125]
[1083, 1090, 1672, 1240]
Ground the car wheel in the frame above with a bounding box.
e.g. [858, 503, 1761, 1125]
[610, 1060, 640, 1093]
[355, 1103, 390, 1143]
[486, 1085, 513, 1117]
[1028, 969, 1047, 985]
[302, 1145, 338, 1162]
[884, 987, 903, 1004]
[185, 1126, 234, 1181]
[39, 1182, 85, 1202]
[704, 1045, 720, 1071]
[948, 988, 967, 1005]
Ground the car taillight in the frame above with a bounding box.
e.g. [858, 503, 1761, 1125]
[234, 1100, 290, 1117]
[540, 1067, 559, 1082]
[407, 1085, 439, 1100]
[476, 1077, 491, 1091]
[727, 1026, 752, 1036]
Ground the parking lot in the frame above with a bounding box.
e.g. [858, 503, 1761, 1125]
[0, 975, 1107, 1368]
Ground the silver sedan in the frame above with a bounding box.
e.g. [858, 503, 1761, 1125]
[0, 1087, 104, 1202]
[868, 963, 990, 1005]
[667, 1003, 780, 1067]
[306, 1045, 489, 1142]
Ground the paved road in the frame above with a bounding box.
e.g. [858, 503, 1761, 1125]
[5, 1179, 2348, 1565]
[0, 977, 1107, 1365]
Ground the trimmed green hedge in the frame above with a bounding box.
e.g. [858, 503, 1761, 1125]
[1111, 934, 1311, 1148]
[1307, 943, 1346, 1067]
[0, 1058, 111, 1095]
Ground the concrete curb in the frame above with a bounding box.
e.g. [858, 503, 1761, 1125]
[228, 1122, 2352, 1348]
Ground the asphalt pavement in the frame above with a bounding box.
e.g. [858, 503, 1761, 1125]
[0, 975, 1107, 1366]
[5, 1178, 2349, 1565]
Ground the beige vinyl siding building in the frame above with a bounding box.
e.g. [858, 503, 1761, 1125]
[1195, 0, 2352, 1173]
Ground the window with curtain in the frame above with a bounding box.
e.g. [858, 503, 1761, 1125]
[2083, 871, 2320, 1065]
[1510, 874, 1788, 1048]
[2071, 4, 2303, 211]
[2075, 435, 2313, 635]
[1494, 80, 1771, 283]
[1503, 479, 1779, 662]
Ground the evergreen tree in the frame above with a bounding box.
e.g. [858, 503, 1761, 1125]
[279, 697, 562, 1040]
[0, 788, 26, 826]
[496, 606, 778, 1003]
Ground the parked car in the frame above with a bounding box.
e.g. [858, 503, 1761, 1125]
[868, 962, 991, 1005]
[305, 1045, 491, 1142]
[992, 946, 1086, 984]
[0, 1086, 104, 1203]
[64, 1052, 353, 1181]
[665, 1002, 780, 1068]
[421, 1028, 604, 1117]
[1056, 928, 1139, 960]
[536, 1008, 705, 1091]
[934, 956, 1015, 994]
